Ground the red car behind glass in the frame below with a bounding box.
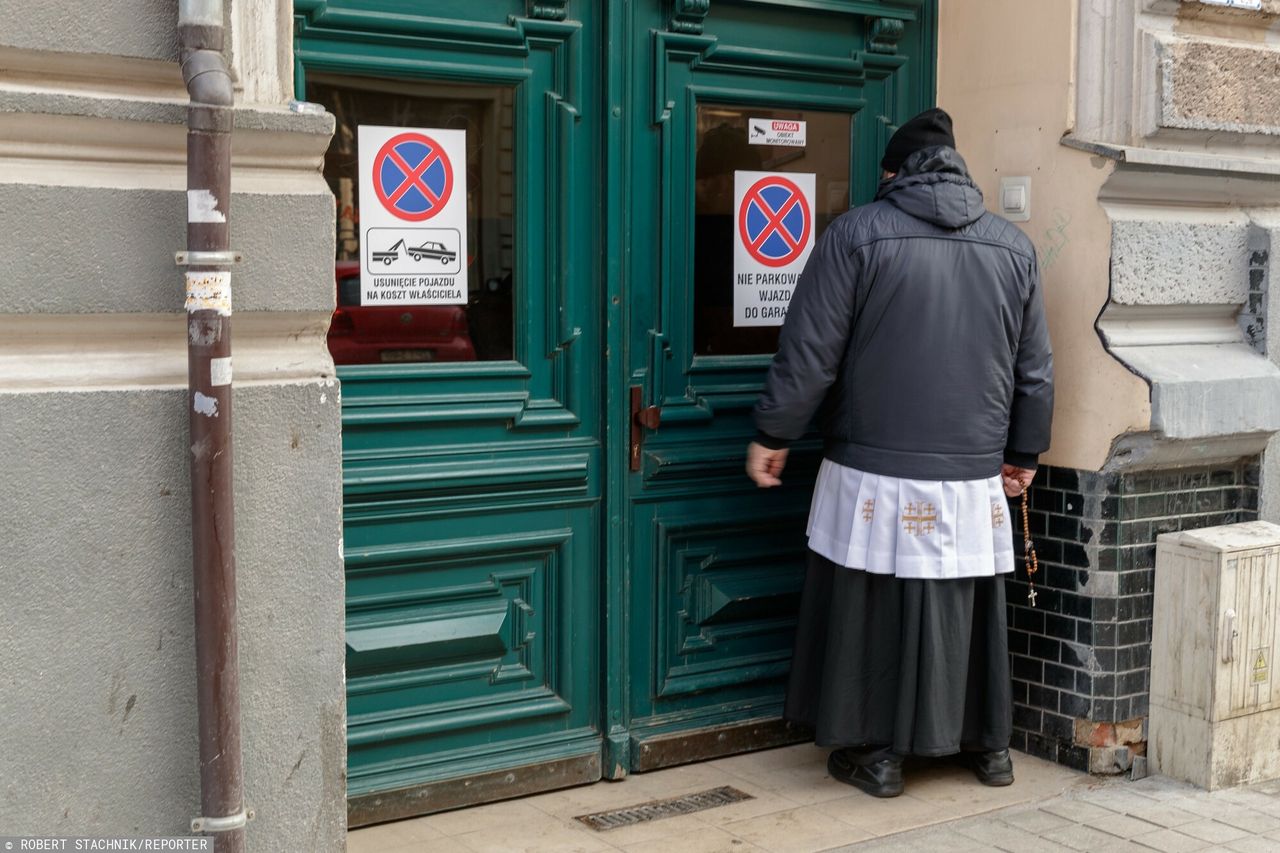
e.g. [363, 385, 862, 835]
[326, 261, 477, 365]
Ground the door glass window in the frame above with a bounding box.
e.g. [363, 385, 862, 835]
[307, 75, 516, 364]
[693, 105, 852, 356]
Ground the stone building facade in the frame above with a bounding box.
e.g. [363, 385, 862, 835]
[944, 0, 1280, 774]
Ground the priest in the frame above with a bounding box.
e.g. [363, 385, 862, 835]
[747, 108, 1054, 797]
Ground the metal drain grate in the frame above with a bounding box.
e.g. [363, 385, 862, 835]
[575, 786, 754, 831]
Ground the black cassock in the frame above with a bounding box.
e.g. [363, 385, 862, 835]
[784, 551, 1013, 758]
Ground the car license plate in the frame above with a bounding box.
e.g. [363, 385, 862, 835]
[380, 349, 435, 363]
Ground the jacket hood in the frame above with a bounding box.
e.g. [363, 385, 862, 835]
[875, 146, 985, 229]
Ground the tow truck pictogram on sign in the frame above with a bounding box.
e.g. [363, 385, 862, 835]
[363, 228, 463, 276]
[738, 175, 812, 268]
[372, 132, 454, 222]
[373, 240, 403, 265]
[370, 238, 458, 267]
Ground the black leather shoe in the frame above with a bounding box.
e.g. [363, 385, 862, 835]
[963, 748, 1014, 786]
[827, 749, 905, 798]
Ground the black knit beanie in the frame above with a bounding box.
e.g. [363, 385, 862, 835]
[880, 108, 956, 173]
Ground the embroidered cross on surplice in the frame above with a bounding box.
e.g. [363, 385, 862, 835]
[902, 502, 937, 536]
[992, 502, 1006, 529]
[862, 499, 875, 523]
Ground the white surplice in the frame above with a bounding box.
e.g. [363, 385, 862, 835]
[806, 459, 1015, 580]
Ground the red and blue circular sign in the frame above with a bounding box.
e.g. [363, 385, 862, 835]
[738, 175, 812, 268]
[372, 132, 454, 222]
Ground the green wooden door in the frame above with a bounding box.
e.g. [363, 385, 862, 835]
[609, 0, 937, 773]
[295, 0, 607, 825]
[296, 0, 934, 822]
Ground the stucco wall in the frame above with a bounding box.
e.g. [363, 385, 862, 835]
[938, 0, 1152, 472]
[0, 0, 346, 848]
[0, 386, 344, 846]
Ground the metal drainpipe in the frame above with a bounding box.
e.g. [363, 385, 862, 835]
[176, 1, 250, 850]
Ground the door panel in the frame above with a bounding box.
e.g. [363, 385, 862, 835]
[618, 0, 936, 767]
[295, 0, 604, 822]
[645, 496, 809, 700]
[343, 501, 599, 778]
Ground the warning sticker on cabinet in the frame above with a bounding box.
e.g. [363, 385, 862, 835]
[1253, 647, 1270, 684]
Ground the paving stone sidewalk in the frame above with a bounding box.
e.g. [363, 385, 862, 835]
[842, 774, 1280, 853]
[348, 743, 1280, 852]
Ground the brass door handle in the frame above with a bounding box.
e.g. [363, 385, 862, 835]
[633, 407, 661, 430]
[630, 386, 661, 471]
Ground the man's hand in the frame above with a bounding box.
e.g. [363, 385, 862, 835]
[747, 442, 789, 488]
[1001, 464, 1036, 497]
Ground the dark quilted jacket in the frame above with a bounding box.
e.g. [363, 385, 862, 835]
[753, 146, 1054, 480]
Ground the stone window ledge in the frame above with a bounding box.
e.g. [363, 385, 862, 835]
[1063, 136, 1280, 179]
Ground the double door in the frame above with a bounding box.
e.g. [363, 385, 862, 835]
[295, 0, 936, 825]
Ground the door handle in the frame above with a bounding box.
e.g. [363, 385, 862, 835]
[1222, 608, 1238, 664]
[630, 386, 661, 471]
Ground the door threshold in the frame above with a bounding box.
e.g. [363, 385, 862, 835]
[348, 752, 602, 828]
[630, 717, 813, 773]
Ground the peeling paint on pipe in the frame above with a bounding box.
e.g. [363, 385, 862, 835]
[184, 272, 232, 316]
[188, 189, 227, 223]
[193, 392, 219, 417]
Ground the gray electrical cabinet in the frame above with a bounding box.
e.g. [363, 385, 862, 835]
[1150, 521, 1280, 790]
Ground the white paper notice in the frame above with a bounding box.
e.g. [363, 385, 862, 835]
[357, 125, 468, 306]
[748, 118, 807, 147]
[733, 170, 816, 327]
